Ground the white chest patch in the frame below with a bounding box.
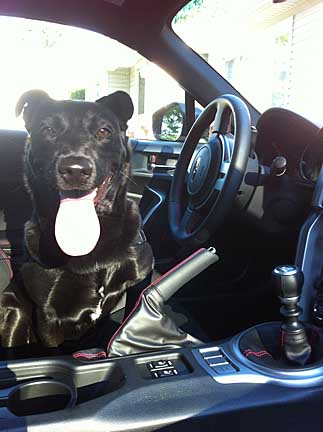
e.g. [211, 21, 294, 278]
[90, 286, 105, 322]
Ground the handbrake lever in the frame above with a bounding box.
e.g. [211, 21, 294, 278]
[147, 247, 219, 304]
[107, 247, 219, 357]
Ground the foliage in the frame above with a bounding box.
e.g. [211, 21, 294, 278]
[275, 34, 289, 46]
[173, 0, 204, 23]
[160, 105, 183, 140]
[70, 89, 86, 100]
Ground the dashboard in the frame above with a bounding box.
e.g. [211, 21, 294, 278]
[256, 108, 322, 184]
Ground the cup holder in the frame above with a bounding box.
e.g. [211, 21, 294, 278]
[0, 361, 124, 417]
[5, 379, 77, 416]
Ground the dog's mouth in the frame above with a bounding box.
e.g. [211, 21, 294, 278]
[58, 175, 113, 206]
[55, 176, 113, 257]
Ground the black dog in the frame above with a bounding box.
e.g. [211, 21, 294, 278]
[0, 90, 153, 349]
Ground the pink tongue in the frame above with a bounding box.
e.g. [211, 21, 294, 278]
[55, 190, 100, 256]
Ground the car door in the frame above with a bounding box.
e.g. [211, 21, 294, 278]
[130, 136, 184, 267]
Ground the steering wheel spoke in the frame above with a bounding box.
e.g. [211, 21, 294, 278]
[213, 102, 232, 134]
[180, 207, 201, 234]
[215, 143, 232, 191]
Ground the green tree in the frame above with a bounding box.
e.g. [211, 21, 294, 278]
[173, 0, 204, 23]
[70, 89, 86, 100]
[161, 105, 183, 140]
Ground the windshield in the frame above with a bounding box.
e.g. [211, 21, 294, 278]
[173, 0, 323, 124]
[0, 16, 183, 138]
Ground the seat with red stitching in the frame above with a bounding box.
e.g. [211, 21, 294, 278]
[0, 248, 12, 293]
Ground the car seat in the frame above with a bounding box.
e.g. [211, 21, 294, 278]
[0, 247, 12, 293]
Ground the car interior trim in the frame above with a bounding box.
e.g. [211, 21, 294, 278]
[192, 334, 323, 388]
[142, 186, 165, 226]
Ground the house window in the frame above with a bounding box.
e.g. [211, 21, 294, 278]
[138, 72, 145, 115]
[272, 32, 291, 107]
[108, 67, 130, 94]
[225, 59, 235, 82]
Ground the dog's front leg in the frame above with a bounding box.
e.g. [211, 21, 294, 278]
[36, 307, 64, 348]
[101, 258, 150, 316]
[0, 291, 34, 348]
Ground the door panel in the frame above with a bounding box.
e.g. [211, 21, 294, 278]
[130, 138, 182, 264]
[129, 138, 182, 199]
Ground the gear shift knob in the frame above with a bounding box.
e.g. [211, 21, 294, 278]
[272, 265, 311, 365]
[272, 265, 304, 300]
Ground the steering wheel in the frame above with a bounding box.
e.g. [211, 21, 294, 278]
[169, 94, 251, 246]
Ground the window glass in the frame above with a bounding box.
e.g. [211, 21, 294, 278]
[173, 0, 323, 124]
[0, 16, 184, 139]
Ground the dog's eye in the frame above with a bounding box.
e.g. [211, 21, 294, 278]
[95, 128, 112, 140]
[42, 126, 56, 138]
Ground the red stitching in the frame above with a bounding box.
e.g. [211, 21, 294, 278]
[244, 350, 272, 358]
[0, 248, 13, 280]
[106, 248, 205, 354]
[73, 351, 106, 359]
[280, 330, 285, 348]
[73, 352, 106, 358]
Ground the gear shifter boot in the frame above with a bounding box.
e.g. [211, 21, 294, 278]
[239, 322, 321, 369]
[281, 326, 312, 365]
[272, 265, 311, 366]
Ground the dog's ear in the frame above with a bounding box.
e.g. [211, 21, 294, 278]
[96, 91, 134, 130]
[16, 90, 51, 132]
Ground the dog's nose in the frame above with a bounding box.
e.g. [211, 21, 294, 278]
[58, 156, 93, 185]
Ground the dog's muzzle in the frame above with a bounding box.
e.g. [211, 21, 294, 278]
[54, 168, 113, 256]
[57, 156, 93, 189]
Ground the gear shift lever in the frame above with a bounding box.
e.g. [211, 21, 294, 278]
[272, 265, 311, 366]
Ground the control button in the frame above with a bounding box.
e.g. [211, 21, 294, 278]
[212, 363, 237, 374]
[200, 347, 221, 358]
[152, 368, 179, 378]
[152, 360, 173, 369]
[147, 360, 174, 371]
[205, 356, 229, 367]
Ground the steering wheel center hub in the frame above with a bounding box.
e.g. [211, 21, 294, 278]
[187, 146, 211, 195]
[187, 137, 222, 207]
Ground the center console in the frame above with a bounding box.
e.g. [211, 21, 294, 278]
[3, 329, 323, 431]
[1, 256, 323, 431]
[3, 171, 323, 430]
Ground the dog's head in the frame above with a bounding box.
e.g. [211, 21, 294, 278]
[16, 90, 134, 205]
[17, 90, 135, 258]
